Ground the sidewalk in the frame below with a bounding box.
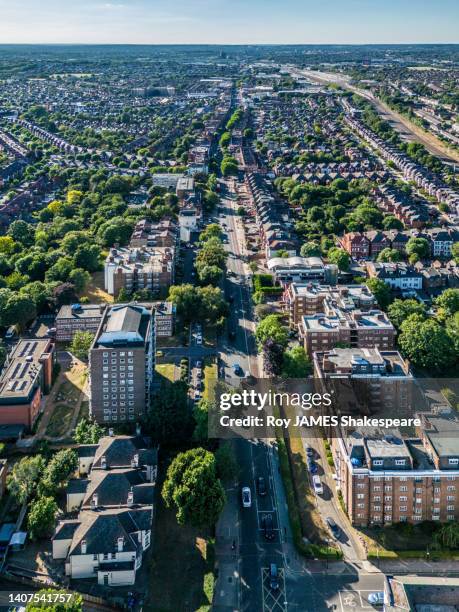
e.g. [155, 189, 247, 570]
[213, 471, 241, 611]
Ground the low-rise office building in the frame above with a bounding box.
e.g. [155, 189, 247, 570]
[333, 412, 459, 527]
[104, 246, 175, 298]
[300, 307, 395, 357]
[56, 303, 106, 342]
[0, 339, 54, 430]
[284, 283, 376, 327]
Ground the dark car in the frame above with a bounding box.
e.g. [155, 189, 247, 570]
[306, 446, 315, 457]
[257, 476, 267, 496]
[326, 516, 340, 538]
[262, 514, 274, 540]
[308, 460, 318, 474]
[269, 563, 279, 590]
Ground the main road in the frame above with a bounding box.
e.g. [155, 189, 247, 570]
[213, 175, 385, 611]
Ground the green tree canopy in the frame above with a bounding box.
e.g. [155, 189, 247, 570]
[398, 314, 456, 372]
[28, 496, 59, 540]
[162, 447, 226, 527]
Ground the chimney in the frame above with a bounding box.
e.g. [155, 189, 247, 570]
[101, 456, 107, 470]
[127, 489, 134, 507]
[90, 494, 98, 509]
[81, 540, 87, 555]
[117, 537, 124, 552]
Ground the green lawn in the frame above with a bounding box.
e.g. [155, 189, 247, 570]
[203, 358, 218, 402]
[46, 403, 74, 437]
[156, 363, 177, 384]
[146, 460, 216, 611]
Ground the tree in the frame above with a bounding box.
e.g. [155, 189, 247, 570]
[263, 339, 285, 376]
[221, 155, 238, 176]
[147, 381, 194, 447]
[388, 299, 426, 328]
[28, 496, 59, 540]
[406, 237, 430, 260]
[69, 331, 94, 361]
[7, 455, 45, 504]
[168, 284, 202, 323]
[377, 248, 401, 263]
[282, 346, 312, 378]
[300, 241, 321, 257]
[26, 589, 83, 612]
[255, 314, 288, 350]
[74, 417, 104, 444]
[198, 264, 223, 286]
[74, 244, 101, 272]
[434, 522, 459, 549]
[383, 216, 404, 230]
[8, 220, 35, 246]
[0, 235, 16, 255]
[1, 294, 37, 330]
[40, 449, 78, 495]
[162, 447, 225, 527]
[97, 218, 134, 247]
[366, 278, 392, 309]
[69, 268, 91, 294]
[434, 288, 459, 319]
[45, 257, 74, 283]
[215, 442, 238, 482]
[452, 242, 459, 265]
[327, 247, 350, 271]
[398, 315, 456, 371]
[53, 283, 78, 306]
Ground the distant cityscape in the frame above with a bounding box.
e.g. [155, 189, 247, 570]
[0, 42, 458, 611]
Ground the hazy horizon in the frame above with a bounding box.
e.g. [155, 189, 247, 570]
[0, 0, 457, 45]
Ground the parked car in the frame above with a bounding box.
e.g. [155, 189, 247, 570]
[326, 517, 340, 539]
[368, 592, 384, 606]
[306, 446, 315, 457]
[308, 460, 318, 475]
[257, 476, 267, 496]
[241, 486, 251, 508]
[269, 563, 279, 590]
[312, 475, 323, 495]
[232, 363, 242, 375]
[262, 514, 274, 540]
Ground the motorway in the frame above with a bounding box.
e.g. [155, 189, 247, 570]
[287, 66, 459, 164]
[213, 176, 385, 611]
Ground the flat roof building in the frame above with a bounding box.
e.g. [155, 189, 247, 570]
[89, 305, 155, 424]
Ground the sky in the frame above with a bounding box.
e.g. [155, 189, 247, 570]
[0, 0, 458, 45]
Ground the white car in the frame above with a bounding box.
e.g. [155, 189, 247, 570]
[368, 592, 384, 606]
[241, 486, 251, 508]
[312, 475, 323, 495]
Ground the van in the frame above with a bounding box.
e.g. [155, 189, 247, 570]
[5, 326, 17, 340]
[312, 475, 323, 495]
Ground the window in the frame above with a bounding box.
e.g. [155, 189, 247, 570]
[373, 505, 381, 511]
[447, 496, 456, 501]
[357, 483, 365, 489]
[448, 476, 456, 481]
[449, 458, 459, 465]
[395, 459, 406, 466]
[373, 496, 381, 502]
[399, 516, 407, 522]
[447, 505, 455, 511]
[357, 494, 365, 499]
[412, 516, 422, 521]
[447, 515, 455, 520]
[400, 486, 408, 492]
[373, 460, 383, 467]
[399, 496, 407, 502]
[399, 477, 407, 482]
[357, 503, 365, 508]
[399, 506, 407, 511]
[384, 515, 392, 522]
[373, 486, 381, 491]
[447, 486, 456, 491]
